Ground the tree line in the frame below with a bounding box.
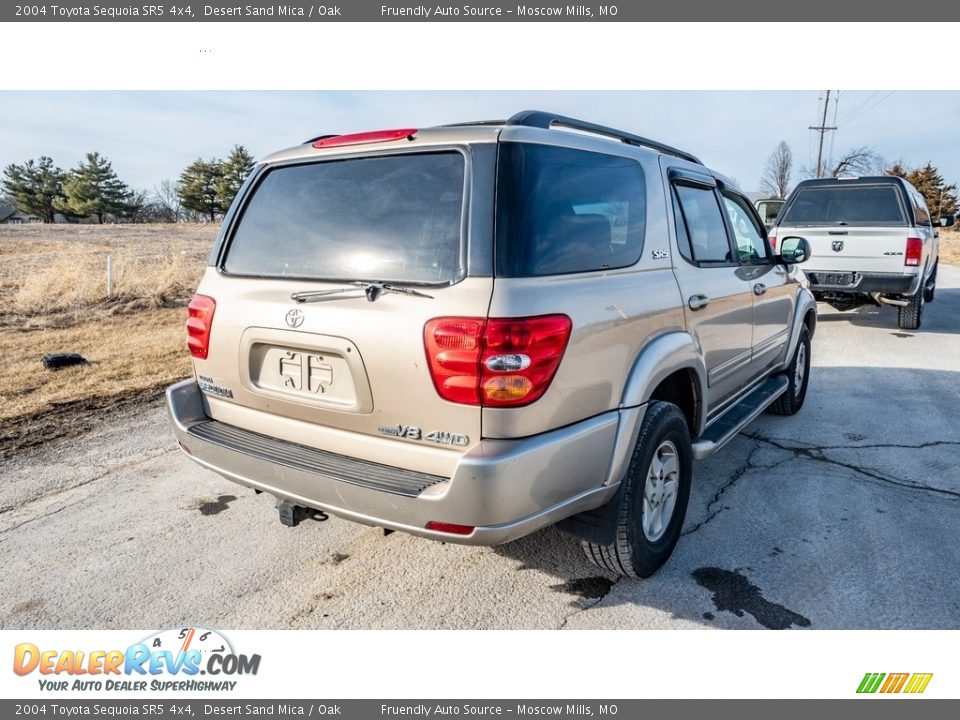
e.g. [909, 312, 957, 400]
[758, 140, 958, 219]
[1, 146, 255, 224]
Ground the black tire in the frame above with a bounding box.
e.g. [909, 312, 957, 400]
[768, 324, 810, 416]
[898, 290, 924, 330]
[923, 262, 937, 304]
[581, 402, 692, 579]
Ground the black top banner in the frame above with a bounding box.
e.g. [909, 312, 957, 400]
[3, 0, 951, 21]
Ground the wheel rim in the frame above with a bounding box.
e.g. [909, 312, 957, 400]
[794, 342, 806, 395]
[642, 440, 680, 542]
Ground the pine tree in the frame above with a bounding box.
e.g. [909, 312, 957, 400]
[907, 163, 957, 221]
[216, 145, 256, 211]
[54, 152, 136, 223]
[177, 159, 225, 222]
[1, 156, 65, 222]
[886, 161, 958, 221]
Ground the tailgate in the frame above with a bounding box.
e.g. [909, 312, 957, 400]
[192, 272, 491, 476]
[789, 226, 911, 273]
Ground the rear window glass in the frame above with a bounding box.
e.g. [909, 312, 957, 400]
[224, 153, 465, 284]
[496, 143, 646, 277]
[781, 184, 906, 226]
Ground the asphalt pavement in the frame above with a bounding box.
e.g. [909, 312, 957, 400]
[3, 267, 959, 630]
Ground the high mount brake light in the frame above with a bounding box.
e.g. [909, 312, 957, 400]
[423, 315, 572, 408]
[186, 295, 216, 360]
[312, 128, 418, 148]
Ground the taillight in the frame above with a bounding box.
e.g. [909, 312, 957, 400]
[905, 237, 922, 267]
[423, 315, 572, 408]
[769, 234, 777, 251]
[186, 294, 216, 360]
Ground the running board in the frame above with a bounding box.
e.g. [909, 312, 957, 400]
[692, 375, 789, 460]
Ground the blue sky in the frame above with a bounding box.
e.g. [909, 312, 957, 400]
[1, 91, 958, 193]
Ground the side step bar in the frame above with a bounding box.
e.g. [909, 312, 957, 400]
[692, 375, 789, 460]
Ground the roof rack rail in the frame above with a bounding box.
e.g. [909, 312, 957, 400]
[505, 110, 703, 166]
[440, 119, 506, 128]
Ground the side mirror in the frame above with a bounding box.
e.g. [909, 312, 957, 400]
[780, 236, 811, 265]
[939, 215, 955, 228]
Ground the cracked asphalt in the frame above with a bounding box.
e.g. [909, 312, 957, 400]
[2, 267, 959, 630]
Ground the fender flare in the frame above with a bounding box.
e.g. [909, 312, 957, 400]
[781, 287, 817, 371]
[602, 331, 707, 489]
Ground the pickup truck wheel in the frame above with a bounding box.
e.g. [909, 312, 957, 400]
[768, 325, 810, 416]
[581, 402, 692, 579]
[898, 290, 924, 330]
[923, 263, 937, 303]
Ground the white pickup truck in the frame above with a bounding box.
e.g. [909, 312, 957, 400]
[774, 176, 953, 329]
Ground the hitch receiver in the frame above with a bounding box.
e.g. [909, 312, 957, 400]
[277, 501, 327, 527]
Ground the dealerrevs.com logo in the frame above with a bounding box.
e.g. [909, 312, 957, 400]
[13, 627, 261, 692]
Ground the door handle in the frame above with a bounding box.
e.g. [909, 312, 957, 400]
[688, 294, 710, 311]
[753, 283, 767, 296]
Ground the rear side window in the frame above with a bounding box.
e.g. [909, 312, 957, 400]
[224, 152, 466, 284]
[496, 143, 646, 276]
[781, 184, 906, 226]
[912, 193, 931, 225]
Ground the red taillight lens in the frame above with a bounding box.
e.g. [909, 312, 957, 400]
[769, 234, 777, 251]
[423, 315, 572, 408]
[905, 237, 922, 267]
[186, 294, 216, 360]
[425, 521, 475, 536]
[312, 128, 417, 148]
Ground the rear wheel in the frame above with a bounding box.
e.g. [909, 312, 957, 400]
[768, 324, 810, 416]
[581, 402, 692, 579]
[898, 290, 924, 330]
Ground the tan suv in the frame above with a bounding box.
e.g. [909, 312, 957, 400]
[167, 111, 817, 578]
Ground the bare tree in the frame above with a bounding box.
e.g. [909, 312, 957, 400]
[758, 141, 793, 199]
[155, 178, 183, 222]
[829, 146, 886, 178]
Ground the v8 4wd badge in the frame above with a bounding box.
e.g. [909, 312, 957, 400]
[378, 424, 469, 447]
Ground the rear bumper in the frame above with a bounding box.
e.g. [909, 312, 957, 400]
[807, 270, 920, 295]
[166, 379, 621, 545]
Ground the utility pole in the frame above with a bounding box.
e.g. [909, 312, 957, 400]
[810, 90, 838, 178]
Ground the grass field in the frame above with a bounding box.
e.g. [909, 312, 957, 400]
[0, 223, 217, 457]
[939, 228, 960, 265]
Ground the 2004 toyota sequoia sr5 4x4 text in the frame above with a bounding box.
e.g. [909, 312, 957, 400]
[167, 111, 817, 578]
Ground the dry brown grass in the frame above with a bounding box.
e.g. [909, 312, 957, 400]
[0, 224, 218, 452]
[939, 228, 960, 266]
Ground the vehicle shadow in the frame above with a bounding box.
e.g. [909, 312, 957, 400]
[491, 365, 960, 630]
[816, 287, 960, 335]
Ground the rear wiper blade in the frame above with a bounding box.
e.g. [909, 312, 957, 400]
[291, 281, 434, 304]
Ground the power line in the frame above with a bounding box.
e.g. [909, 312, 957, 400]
[842, 91, 896, 126]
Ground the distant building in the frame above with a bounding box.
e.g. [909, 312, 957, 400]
[0, 200, 15, 223]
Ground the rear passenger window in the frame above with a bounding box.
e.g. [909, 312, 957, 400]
[673, 184, 733, 264]
[496, 143, 646, 276]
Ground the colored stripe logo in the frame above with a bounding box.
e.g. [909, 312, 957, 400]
[857, 672, 933, 694]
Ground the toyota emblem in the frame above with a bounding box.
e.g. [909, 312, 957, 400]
[285, 308, 305, 328]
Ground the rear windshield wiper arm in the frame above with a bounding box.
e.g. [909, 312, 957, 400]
[291, 281, 434, 304]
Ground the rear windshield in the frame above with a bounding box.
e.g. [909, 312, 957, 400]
[496, 143, 646, 277]
[781, 184, 907, 226]
[224, 152, 465, 284]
